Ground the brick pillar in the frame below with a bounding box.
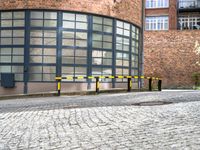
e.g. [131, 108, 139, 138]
[169, 0, 178, 30]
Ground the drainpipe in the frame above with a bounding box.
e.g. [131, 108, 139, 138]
[140, 0, 145, 88]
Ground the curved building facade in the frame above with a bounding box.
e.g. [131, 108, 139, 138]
[0, 0, 143, 95]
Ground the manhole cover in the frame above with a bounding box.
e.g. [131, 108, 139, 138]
[132, 101, 172, 106]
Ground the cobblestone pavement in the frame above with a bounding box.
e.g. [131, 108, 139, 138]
[0, 90, 200, 149]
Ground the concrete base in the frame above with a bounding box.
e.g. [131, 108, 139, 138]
[0, 82, 139, 96]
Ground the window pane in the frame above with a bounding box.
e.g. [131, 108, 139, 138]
[44, 20, 57, 27]
[44, 12, 57, 19]
[1, 20, 12, 27]
[104, 18, 112, 26]
[0, 48, 12, 54]
[31, 12, 43, 19]
[43, 56, 56, 63]
[76, 40, 87, 47]
[76, 14, 87, 22]
[63, 13, 75, 21]
[12, 56, 24, 63]
[63, 31, 74, 38]
[93, 24, 102, 31]
[63, 21, 75, 28]
[76, 22, 87, 29]
[43, 74, 55, 81]
[13, 30, 24, 37]
[62, 49, 74, 56]
[62, 57, 74, 64]
[62, 39, 74, 46]
[13, 48, 24, 55]
[75, 57, 87, 64]
[13, 20, 25, 27]
[14, 12, 25, 19]
[12, 66, 24, 73]
[43, 66, 56, 73]
[30, 48, 43, 55]
[30, 56, 42, 63]
[29, 74, 42, 81]
[75, 50, 87, 56]
[1, 12, 12, 19]
[62, 67, 74, 74]
[76, 32, 87, 40]
[31, 20, 43, 27]
[43, 48, 56, 56]
[93, 16, 103, 24]
[0, 56, 12, 62]
[0, 66, 11, 72]
[13, 38, 24, 45]
[1, 30, 12, 37]
[1, 38, 12, 45]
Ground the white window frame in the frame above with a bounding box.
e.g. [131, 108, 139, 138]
[146, 0, 169, 8]
[145, 16, 169, 31]
[179, 16, 200, 30]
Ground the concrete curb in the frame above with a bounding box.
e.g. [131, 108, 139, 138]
[0, 88, 148, 100]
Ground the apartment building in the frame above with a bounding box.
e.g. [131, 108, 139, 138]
[144, 0, 200, 88]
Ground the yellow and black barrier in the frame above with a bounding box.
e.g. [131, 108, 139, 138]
[55, 76, 162, 96]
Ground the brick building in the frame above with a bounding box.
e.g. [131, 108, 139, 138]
[0, 0, 143, 95]
[144, 0, 200, 88]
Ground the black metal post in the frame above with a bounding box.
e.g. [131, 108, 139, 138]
[149, 78, 152, 91]
[127, 78, 132, 92]
[57, 79, 61, 96]
[158, 80, 162, 91]
[96, 77, 100, 94]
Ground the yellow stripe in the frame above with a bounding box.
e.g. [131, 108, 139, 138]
[134, 76, 138, 79]
[97, 82, 100, 89]
[130, 80, 132, 88]
[109, 76, 115, 79]
[152, 77, 156, 80]
[147, 77, 151, 79]
[118, 76, 124, 79]
[55, 77, 62, 80]
[88, 76, 94, 79]
[66, 76, 73, 80]
[156, 78, 159, 80]
[77, 76, 84, 79]
[140, 76, 144, 79]
[58, 82, 61, 90]
[99, 76, 105, 79]
[127, 76, 132, 78]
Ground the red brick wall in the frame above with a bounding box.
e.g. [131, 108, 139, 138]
[0, 0, 142, 26]
[169, 0, 177, 30]
[144, 31, 200, 88]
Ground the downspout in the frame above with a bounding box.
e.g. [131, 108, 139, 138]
[140, 0, 145, 88]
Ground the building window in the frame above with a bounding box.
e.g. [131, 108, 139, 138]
[92, 16, 113, 82]
[62, 13, 88, 82]
[145, 16, 169, 30]
[146, 0, 169, 8]
[116, 21, 131, 82]
[29, 11, 57, 81]
[0, 10, 141, 84]
[179, 16, 200, 30]
[0, 11, 25, 81]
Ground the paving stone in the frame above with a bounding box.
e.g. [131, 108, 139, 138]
[0, 90, 200, 149]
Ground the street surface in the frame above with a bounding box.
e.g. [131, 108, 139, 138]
[0, 90, 200, 149]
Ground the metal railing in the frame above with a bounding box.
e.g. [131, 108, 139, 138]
[55, 75, 162, 96]
[179, 1, 199, 9]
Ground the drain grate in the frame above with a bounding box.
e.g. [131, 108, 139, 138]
[131, 101, 172, 106]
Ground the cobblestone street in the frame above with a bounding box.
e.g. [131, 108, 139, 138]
[0, 90, 200, 149]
